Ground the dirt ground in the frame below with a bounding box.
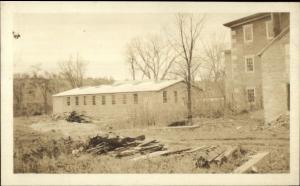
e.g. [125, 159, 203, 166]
[13, 110, 290, 173]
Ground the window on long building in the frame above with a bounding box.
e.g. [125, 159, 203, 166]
[123, 94, 127, 104]
[102, 95, 106, 105]
[75, 96, 79, 105]
[83, 96, 86, 105]
[133, 94, 138, 104]
[163, 91, 167, 103]
[92, 96, 96, 105]
[174, 91, 178, 103]
[112, 95, 116, 105]
[67, 97, 70, 106]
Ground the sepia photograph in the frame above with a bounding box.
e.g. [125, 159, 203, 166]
[1, 2, 299, 186]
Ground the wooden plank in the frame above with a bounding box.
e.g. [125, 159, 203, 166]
[233, 152, 269, 173]
[131, 150, 170, 161]
[185, 145, 207, 153]
[161, 148, 192, 156]
[138, 140, 158, 147]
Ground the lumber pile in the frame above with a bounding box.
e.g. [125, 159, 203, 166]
[195, 145, 242, 168]
[85, 133, 167, 158]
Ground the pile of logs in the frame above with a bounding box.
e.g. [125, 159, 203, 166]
[85, 133, 167, 158]
[195, 146, 241, 168]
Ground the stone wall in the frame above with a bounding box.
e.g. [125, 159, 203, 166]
[261, 32, 290, 123]
[225, 15, 272, 112]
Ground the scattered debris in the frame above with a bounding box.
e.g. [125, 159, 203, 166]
[233, 152, 269, 173]
[52, 111, 93, 123]
[66, 111, 92, 123]
[268, 113, 289, 129]
[168, 120, 187, 127]
[84, 133, 167, 158]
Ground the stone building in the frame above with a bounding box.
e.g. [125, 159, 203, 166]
[224, 13, 290, 122]
[53, 79, 187, 124]
[257, 24, 290, 123]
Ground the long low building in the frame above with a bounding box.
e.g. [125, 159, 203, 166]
[52, 79, 187, 125]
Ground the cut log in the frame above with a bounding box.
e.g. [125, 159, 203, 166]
[233, 152, 269, 173]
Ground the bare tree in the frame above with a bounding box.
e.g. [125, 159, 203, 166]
[200, 33, 227, 98]
[29, 65, 56, 114]
[125, 35, 178, 80]
[59, 54, 87, 88]
[168, 13, 206, 125]
[126, 46, 136, 80]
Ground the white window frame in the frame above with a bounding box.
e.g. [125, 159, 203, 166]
[243, 24, 253, 43]
[244, 55, 255, 73]
[246, 87, 256, 103]
[265, 21, 274, 40]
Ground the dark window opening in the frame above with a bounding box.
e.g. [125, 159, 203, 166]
[92, 96, 96, 105]
[133, 94, 138, 104]
[123, 94, 127, 104]
[75, 97, 79, 105]
[102, 96, 106, 105]
[84, 96, 86, 105]
[163, 91, 167, 103]
[174, 91, 178, 103]
[247, 89, 255, 103]
[67, 97, 70, 106]
[112, 95, 116, 105]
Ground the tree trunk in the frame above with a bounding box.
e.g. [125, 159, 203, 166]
[187, 65, 193, 125]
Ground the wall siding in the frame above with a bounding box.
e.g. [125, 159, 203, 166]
[53, 82, 187, 125]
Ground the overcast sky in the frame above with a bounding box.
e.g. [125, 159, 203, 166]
[13, 13, 250, 80]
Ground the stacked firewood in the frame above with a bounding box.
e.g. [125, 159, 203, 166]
[85, 133, 167, 158]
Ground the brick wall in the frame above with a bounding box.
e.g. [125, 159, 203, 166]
[261, 32, 289, 123]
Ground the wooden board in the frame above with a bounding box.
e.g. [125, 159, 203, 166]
[233, 152, 269, 173]
[185, 145, 207, 153]
[131, 150, 170, 161]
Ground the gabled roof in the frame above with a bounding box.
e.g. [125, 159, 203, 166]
[53, 79, 184, 97]
[224, 13, 270, 28]
[257, 26, 289, 57]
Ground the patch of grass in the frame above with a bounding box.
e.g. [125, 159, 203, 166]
[13, 114, 290, 173]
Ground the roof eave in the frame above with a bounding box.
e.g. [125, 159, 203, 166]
[223, 13, 270, 28]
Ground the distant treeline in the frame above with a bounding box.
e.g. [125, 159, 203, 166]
[13, 72, 114, 117]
